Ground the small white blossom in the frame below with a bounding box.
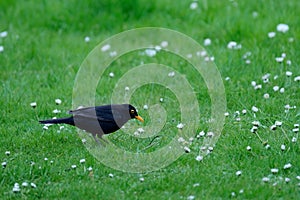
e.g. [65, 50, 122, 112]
[30, 102, 37, 108]
[294, 76, 300, 82]
[71, 165, 77, 169]
[254, 85, 262, 90]
[262, 177, 270, 182]
[22, 182, 29, 187]
[292, 128, 299, 133]
[276, 23, 289, 33]
[251, 81, 256, 87]
[206, 132, 214, 137]
[265, 144, 270, 149]
[109, 72, 114, 78]
[203, 38, 211, 46]
[88, 166, 93, 171]
[101, 44, 111, 52]
[285, 177, 291, 183]
[270, 125, 277, 130]
[246, 146, 252, 151]
[139, 177, 145, 182]
[168, 71, 175, 77]
[52, 109, 61, 114]
[268, 32, 276, 38]
[225, 77, 230, 81]
[190, 2, 198, 10]
[178, 137, 185, 143]
[109, 173, 114, 178]
[159, 98, 164, 102]
[251, 106, 259, 112]
[31, 183, 37, 188]
[236, 170, 242, 176]
[275, 121, 282, 127]
[273, 86, 279, 92]
[0, 31, 8, 38]
[177, 123, 184, 129]
[12, 183, 20, 192]
[124, 86, 130, 91]
[160, 41, 168, 48]
[275, 57, 284, 63]
[195, 155, 203, 161]
[263, 93, 270, 99]
[143, 105, 148, 110]
[5, 151, 10, 156]
[224, 112, 229, 117]
[283, 163, 292, 169]
[145, 49, 156, 57]
[286, 71, 292, 77]
[271, 168, 279, 173]
[184, 146, 191, 153]
[2, 162, 7, 168]
[80, 159, 86, 164]
[281, 144, 286, 151]
[227, 41, 237, 49]
[291, 137, 297, 143]
[279, 88, 285, 93]
[294, 124, 299, 128]
[84, 36, 90, 42]
[0, 46, 4, 52]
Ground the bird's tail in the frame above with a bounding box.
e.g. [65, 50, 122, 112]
[39, 117, 74, 125]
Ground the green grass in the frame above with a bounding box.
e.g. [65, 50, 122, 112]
[1, 0, 300, 199]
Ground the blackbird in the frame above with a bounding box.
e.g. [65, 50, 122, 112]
[39, 104, 144, 138]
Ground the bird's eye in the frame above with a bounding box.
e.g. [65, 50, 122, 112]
[130, 109, 135, 114]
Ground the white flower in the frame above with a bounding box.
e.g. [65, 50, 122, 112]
[12, 183, 20, 192]
[52, 109, 61, 114]
[275, 121, 282, 127]
[109, 173, 114, 178]
[168, 71, 175, 77]
[159, 98, 164, 102]
[254, 85, 262, 90]
[294, 124, 299, 128]
[225, 77, 230, 81]
[31, 183, 37, 188]
[224, 112, 229, 117]
[84, 36, 90, 42]
[251, 106, 259, 112]
[265, 144, 270, 149]
[204, 38, 211, 46]
[143, 105, 148, 110]
[283, 163, 292, 169]
[246, 146, 251, 151]
[88, 166, 93, 171]
[184, 146, 191, 153]
[187, 195, 195, 200]
[276, 23, 289, 33]
[270, 125, 277, 130]
[101, 44, 111, 52]
[178, 137, 185, 143]
[5, 151, 10, 156]
[145, 49, 156, 57]
[236, 170, 242, 176]
[30, 102, 37, 108]
[294, 76, 300, 82]
[198, 131, 205, 137]
[190, 2, 198, 10]
[273, 86, 279, 92]
[0, 31, 8, 38]
[80, 159, 86, 164]
[292, 128, 299, 133]
[109, 72, 114, 78]
[271, 168, 279, 173]
[285, 177, 290, 183]
[262, 177, 270, 182]
[227, 41, 237, 49]
[279, 88, 285, 93]
[242, 109, 247, 114]
[281, 144, 286, 151]
[177, 123, 184, 129]
[275, 57, 284, 62]
[71, 165, 77, 169]
[55, 99, 62, 105]
[195, 155, 203, 161]
[0, 46, 4, 52]
[109, 51, 117, 57]
[2, 162, 7, 168]
[263, 93, 270, 99]
[22, 182, 29, 187]
[251, 81, 256, 87]
[124, 86, 130, 91]
[291, 137, 297, 143]
[160, 41, 168, 48]
[286, 60, 292, 65]
[139, 177, 145, 182]
[268, 32, 276, 38]
[137, 128, 145, 133]
[206, 132, 214, 137]
[286, 71, 292, 77]
[193, 183, 200, 187]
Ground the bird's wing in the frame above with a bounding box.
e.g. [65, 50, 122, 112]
[69, 107, 113, 122]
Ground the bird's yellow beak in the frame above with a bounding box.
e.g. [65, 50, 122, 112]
[135, 115, 144, 122]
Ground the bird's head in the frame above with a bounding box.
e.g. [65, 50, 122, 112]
[128, 104, 144, 122]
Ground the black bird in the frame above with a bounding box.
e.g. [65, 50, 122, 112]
[39, 104, 144, 138]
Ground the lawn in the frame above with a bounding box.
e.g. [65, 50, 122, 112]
[0, 0, 299, 199]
